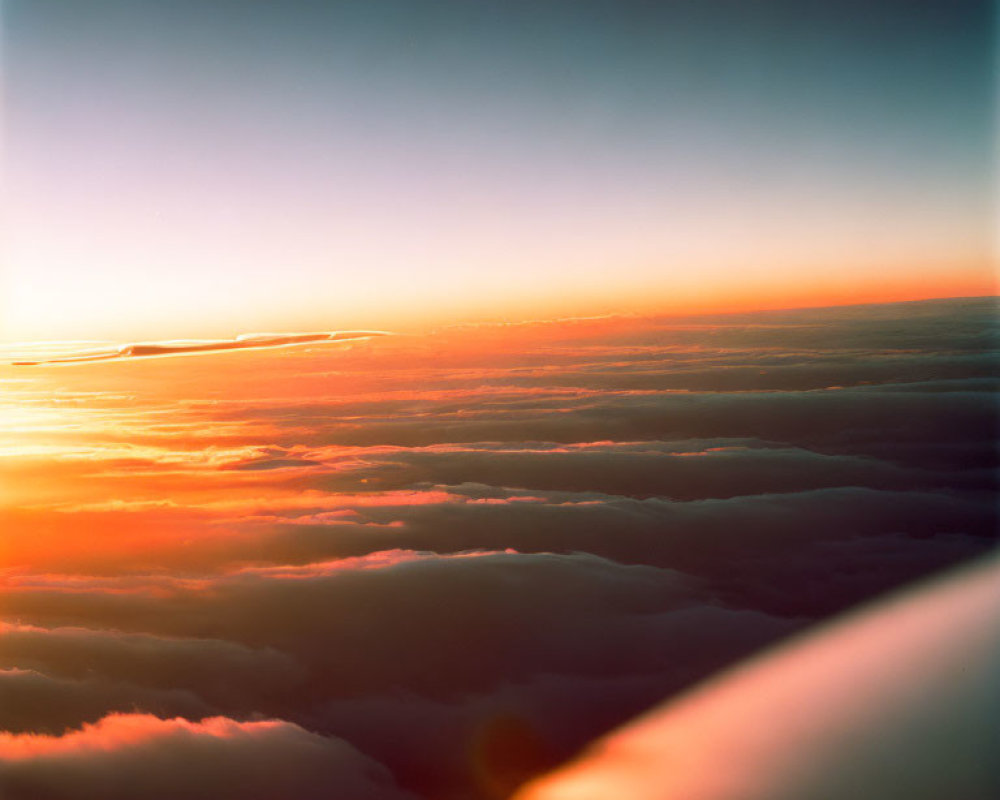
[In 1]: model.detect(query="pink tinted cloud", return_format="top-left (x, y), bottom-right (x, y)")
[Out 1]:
top-left (0, 714), bottom-right (274, 759)
top-left (0, 713), bottom-right (414, 799)
top-left (231, 548), bottom-right (519, 580)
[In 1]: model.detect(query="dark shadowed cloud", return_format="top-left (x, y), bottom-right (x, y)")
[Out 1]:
top-left (0, 550), bottom-right (798, 797)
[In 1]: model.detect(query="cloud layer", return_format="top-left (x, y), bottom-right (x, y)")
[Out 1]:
top-left (0, 297), bottom-right (995, 799)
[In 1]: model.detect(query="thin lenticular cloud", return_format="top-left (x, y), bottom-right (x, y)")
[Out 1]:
top-left (9, 331), bottom-right (390, 365)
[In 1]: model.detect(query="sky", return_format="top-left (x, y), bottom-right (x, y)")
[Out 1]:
top-left (0, 296), bottom-right (996, 799)
top-left (1, 0), bottom-right (995, 341)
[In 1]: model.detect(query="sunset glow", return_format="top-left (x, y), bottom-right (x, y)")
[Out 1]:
top-left (1, 2), bottom-right (996, 799)
top-left (1, 1), bottom-right (995, 341)
top-left (2, 297), bottom-right (997, 798)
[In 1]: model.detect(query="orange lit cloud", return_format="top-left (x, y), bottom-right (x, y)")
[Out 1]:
top-left (0, 713), bottom-right (414, 800)
top-left (0, 298), bottom-right (994, 800)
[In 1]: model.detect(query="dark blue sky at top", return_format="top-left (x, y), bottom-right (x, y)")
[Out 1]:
top-left (9, 0), bottom-right (991, 146)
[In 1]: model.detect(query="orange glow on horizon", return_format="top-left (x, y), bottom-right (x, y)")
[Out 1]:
top-left (1, 246), bottom-right (993, 343)
top-left (427, 262), bottom-right (996, 333)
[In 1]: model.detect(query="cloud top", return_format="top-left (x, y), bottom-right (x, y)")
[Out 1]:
top-left (0, 713), bottom-right (413, 800)
top-left (1, 297), bottom-right (994, 799)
